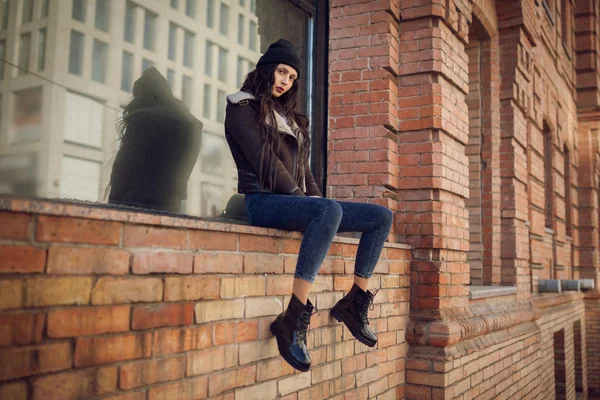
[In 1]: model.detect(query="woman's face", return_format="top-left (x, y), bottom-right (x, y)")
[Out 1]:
top-left (271, 64), bottom-right (298, 98)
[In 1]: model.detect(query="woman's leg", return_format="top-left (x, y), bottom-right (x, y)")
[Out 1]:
top-left (331, 201), bottom-right (393, 347)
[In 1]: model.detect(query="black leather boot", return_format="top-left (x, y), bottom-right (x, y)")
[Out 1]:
top-left (331, 284), bottom-right (378, 347)
top-left (270, 294), bottom-right (315, 372)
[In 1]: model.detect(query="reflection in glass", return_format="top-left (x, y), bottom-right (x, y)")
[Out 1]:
top-left (38, 29), bottom-right (47, 72)
top-left (68, 30), bottom-right (84, 75)
top-left (0, 0), bottom-right (318, 218)
top-left (18, 33), bottom-right (31, 75)
top-left (124, 2), bottom-right (136, 43)
top-left (95, 0), bottom-right (110, 32)
top-left (72, 0), bottom-right (86, 22)
top-left (92, 40), bottom-right (108, 83)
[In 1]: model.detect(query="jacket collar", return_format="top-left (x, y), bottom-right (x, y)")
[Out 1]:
top-left (227, 91), bottom-right (301, 141)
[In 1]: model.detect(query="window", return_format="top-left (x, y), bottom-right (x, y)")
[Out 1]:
top-left (218, 47), bottom-right (227, 81)
top-left (1, 0), bottom-right (9, 30)
top-left (554, 330), bottom-right (566, 400)
top-left (561, 0), bottom-right (571, 54)
top-left (238, 14), bottom-right (245, 45)
top-left (18, 33), bottom-right (32, 76)
top-left (124, 2), bottom-right (136, 43)
top-left (63, 92), bottom-right (104, 148)
top-left (13, 87), bottom-right (43, 143)
top-left (22, 0), bottom-right (34, 23)
top-left (38, 28), bottom-right (47, 71)
top-left (0, 40), bottom-right (5, 79)
top-left (41, 0), bottom-right (50, 18)
top-left (186, 0), bottom-right (196, 18)
top-left (72, 0), bottom-right (86, 22)
top-left (167, 69), bottom-right (176, 89)
top-left (239, 0), bottom-right (245, 6)
top-left (544, 125), bottom-right (554, 229)
top-left (142, 59), bottom-right (154, 74)
top-left (183, 30), bottom-right (194, 67)
top-left (60, 157), bottom-right (101, 201)
top-left (182, 76), bottom-right (192, 108)
top-left (217, 90), bottom-right (226, 122)
top-left (543, 0), bottom-right (555, 21)
top-left (574, 321), bottom-right (584, 396)
top-left (91, 40), bottom-right (108, 83)
top-left (205, 41), bottom-right (213, 76)
top-left (170, 0), bottom-right (178, 9)
top-left (121, 51), bottom-right (133, 92)
top-left (564, 146), bottom-right (571, 236)
top-left (203, 84), bottom-right (211, 119)
top-left (206, 0), bottom-right (214, 28)
top-left (237, 56), bottom-right (245, 87)
top-left (144, 10), bottom-right (157, 51)
top-left (220, 3), bottom-right (229, 35)
top-left (68, 30), bottom-right (84, 75)
top-left (249, 21), bottom-right (257, 51)
top-left (95, 0), bottom-right (110, 32)
top-left (250, 0), bottom-right (256, 13)
top-left (168, 23), bottom-right (177, 61)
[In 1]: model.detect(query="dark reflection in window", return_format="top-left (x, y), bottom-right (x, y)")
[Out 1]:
top-left (0, 0), bottom-right (326, 218)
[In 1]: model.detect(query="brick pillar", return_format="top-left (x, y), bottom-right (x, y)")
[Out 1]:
top-left (327, 0), bottom-right (401, 240)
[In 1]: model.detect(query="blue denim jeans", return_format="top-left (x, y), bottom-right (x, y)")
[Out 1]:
top-left (245, 193), bottom-right (394, 283)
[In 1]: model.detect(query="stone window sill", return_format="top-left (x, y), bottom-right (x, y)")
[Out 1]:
top-left (469, 285), bottom-right (518, 300)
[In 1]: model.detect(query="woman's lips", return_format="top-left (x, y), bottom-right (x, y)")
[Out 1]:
top-left (276, 87), bottom-right (284, 93)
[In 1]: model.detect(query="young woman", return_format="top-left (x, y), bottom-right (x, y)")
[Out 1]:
top-left (107, 67), bottom-right (202, 213)
top-left (224, 39), bottom-right (393, 372)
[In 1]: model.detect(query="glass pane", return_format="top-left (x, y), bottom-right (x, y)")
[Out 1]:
top-left (18, 33), bottom-right (32, 75)
top-left (22, 0), bottom-right (34, 23)
top-left (170, 0), bottom-right (178, 9)
top-left (38, 29), bottom-right (47, 71)
top-left (72, 0), bottom-right (86, 22)
top-left (124, 2), bottom-right (136, 43)
top-left (41, 0), bottom-right (50, 18)
top-left (68, 30), bottom-right (84, 75)
top-left (1, 0), bottom-right (9, 30)
top-left (0, 0), bottom-right (317, 218)
top-left (95, 0), bottom-right (110, 32)
top-left (92, 40), bottom-right (108, 83)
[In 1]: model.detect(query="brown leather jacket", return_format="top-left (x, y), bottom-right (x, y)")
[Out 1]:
top-left (224, 91), bottom-right (322, 197)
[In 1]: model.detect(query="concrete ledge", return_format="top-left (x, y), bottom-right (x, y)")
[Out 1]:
top-left (469, 285), bottom-right (518, 300)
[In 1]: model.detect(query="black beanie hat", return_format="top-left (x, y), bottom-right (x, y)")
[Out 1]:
top-left (256, 39), bottom-right (302, 78)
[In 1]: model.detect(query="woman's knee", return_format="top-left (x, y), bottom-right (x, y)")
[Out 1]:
top-left (319, 200), bottom-right (343, 225)
top-left (376, 205), bottom-right (394, 228)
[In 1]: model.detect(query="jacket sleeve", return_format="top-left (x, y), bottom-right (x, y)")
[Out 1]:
top-left (225, 102), bottom-right (305, 196)
top-left (305, 166), bottom-right (322, 197)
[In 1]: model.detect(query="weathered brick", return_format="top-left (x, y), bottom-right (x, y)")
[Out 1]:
top-left (189, 230), bottom-right (238, 251)
top-left (257, 358), bottom-right (295, 382)
top-left (31, 367), bottom-right (117, 400)
top-left (0, 312), bottom-right (44, 346)
top-left (214, 322), bottom-right (236, 345)
top-left (278, 371), bottom-right (312, 396)
top-left (91, 277), bottom-right (162, 305)
top-left (132, 303), bottom-right (194, 330)
top-left (102, 391), bottom-right (147, 400)
top-left (148, 376), bottom-right (207, 400)
top-left (123, 225), bottom-right (186, 249)
top-left (74, 333), bottom-right (153, 367)
top-left (244, 254), bottom-right (285, 274)
top-left (194, 253), bottom-right (243, 273)
top-left (0, 212), bottom-right (31, 240)
top-left (119, 355), bottom-right (185, 390)
top-left (187, 345), bottom-right (238, 375)
top-left (245, 297), bottom-right (283, 318)
top-left (356, 366), bottom-right (379, 387)
top-left (0, 342), bottom-right (72, 380)
top-left (0, 279), bottom-right (23, 310)
top-left (153, 325), bottom-right (212, 355)
top-left (221, 276), bottom-right (266, 298)
top-left (239, 234), bottom-right (280, 253)
top-left (312, 361), bottom-right (342, 384)
top-left (25, 277), bottom-right (92, 307)
top-left (236, 320), bottom-right (259, 342)
top-left (164, 276), bottom-right (220, 301)
top-left (239, 340), bottom-right (279, 365)
top-left (47, 246), bottom-right (129, 274)
top-left (47, 305), bottom-right (130, 338)
top-left (0, 246), bottom-right (45, 274)
top-left (209, 364), bottom-right (256, 396)
top-left (0, 381), bottom-right (27, 400)
top-left (235, 380), bottom-right (277, 400)
top-left (36, 216), bottom-right (121, 245)
top-left (266, 275), bottom-right (294, 295)
top-left (195, 299), bottom-right (244, 322)
top-left (369, 376), bottom-right (389, 398)
top-left (132, 252), bottom-right (192, 274)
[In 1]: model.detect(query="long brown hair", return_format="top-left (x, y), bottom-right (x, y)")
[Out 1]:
top-left (240, 64), bottom-right (310, 191)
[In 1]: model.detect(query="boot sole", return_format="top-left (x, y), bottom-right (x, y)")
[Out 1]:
top-left (330, 308), bottom-right (377, 348)
top-left (270, 321), bottom-right (311, 372)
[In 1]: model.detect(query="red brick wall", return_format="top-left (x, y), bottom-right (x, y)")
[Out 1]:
top-left (0, 204), bottom-right (411, 400)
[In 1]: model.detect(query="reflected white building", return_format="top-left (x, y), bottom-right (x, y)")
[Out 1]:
top-left (0, 0), bottom-right (262, 216)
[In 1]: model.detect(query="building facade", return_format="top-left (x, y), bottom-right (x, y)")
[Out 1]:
top-left (1, 0), bottom-right (600, 399)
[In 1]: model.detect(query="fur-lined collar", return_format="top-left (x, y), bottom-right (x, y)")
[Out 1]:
top-left (227, 91), bottom-right (302, 143)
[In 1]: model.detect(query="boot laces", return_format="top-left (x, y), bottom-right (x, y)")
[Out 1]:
top-left (296, 308), bottom-right (317, 343)
top-left (358, 289), bottom-right (378, 325)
